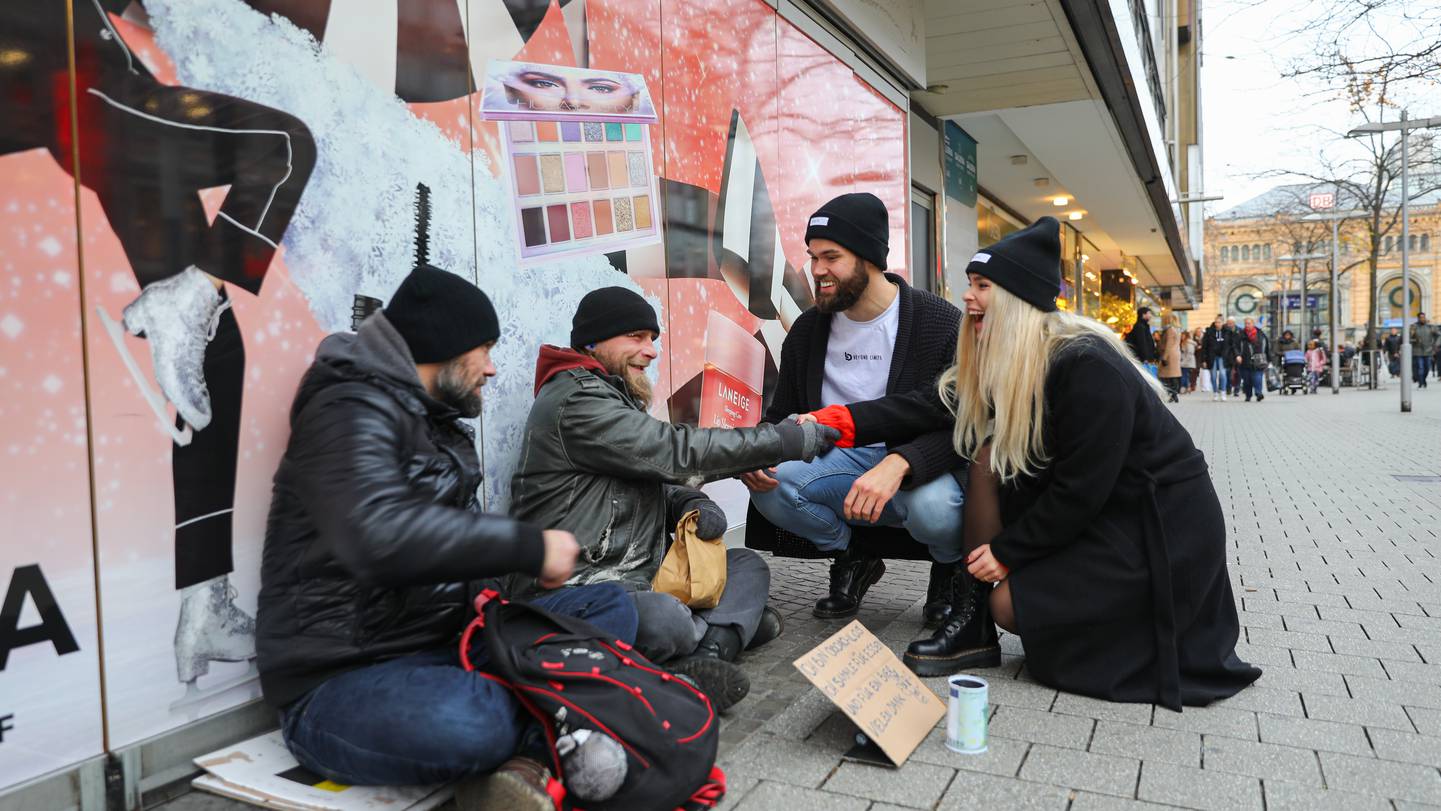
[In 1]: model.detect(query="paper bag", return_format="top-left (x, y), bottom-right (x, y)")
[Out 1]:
top-left (651, 509), bottom-right (728, 609)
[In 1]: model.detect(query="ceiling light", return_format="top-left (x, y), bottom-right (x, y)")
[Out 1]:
top-left (1034, 178), bottom-right (1051, 188)
top-left (1129, 277), bottom-right (1138, 284)
top-left (1084, 271), bottom-right (1097, 281)
top-left (1082, 254), bottom-right (1090, 262)
top-left (1052, 196), bottom-right (1069, 206)
top-left (925, 83), bottom-right (950, 94)
top-left (1010, 155), bottom-right (1029, 165)
top-left (1069, 211), bottom-right (1084, 221)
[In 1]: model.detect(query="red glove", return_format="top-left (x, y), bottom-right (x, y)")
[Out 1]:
top-left (806, 405), bottom-right (856, 448)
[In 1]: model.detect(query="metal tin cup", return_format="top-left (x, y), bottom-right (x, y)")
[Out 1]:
top-left (946, 675), bottom-right (989, 754)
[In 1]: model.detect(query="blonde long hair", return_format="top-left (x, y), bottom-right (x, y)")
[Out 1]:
top-left (938, 286), bottom-right (1165, 482)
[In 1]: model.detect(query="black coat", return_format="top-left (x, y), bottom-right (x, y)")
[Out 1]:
top-left (256, 314), bottom-right (545, 708)
top-left (1238, 329), bottom-right (1270, 370)
top-left (1200, 325), bottom-right (1236, 369)
top-left (764, 273), bottom-right (964, 485)
top-left (846, 336), bottom-right (1260, 709)
top-left (1124, 318), bottom-right (1159, 363)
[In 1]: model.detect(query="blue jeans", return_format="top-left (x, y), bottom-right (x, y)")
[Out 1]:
top-left (750, 446), bottom-right (966, 563)
top-left (279, 583), bottom-right (636, 786)
top-left (1210, 359), bottom-right (1227, 393)
top-left (1415, 355), bottom-right (1432, 385)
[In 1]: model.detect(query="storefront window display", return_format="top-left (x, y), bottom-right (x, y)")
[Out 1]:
top-left (977, 195), bottom-right (1024, 246)
top-left (0, 0), bottom-right (909, 790)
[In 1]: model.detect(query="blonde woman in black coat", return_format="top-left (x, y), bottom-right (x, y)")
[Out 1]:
top-left (806, 218), bottom-right (1259, 709)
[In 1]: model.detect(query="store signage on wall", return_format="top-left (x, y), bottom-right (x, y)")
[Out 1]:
top-left (943, 121), bottom-right (977, 207)
top-left (1309, 192), bottom-right (1335, 210)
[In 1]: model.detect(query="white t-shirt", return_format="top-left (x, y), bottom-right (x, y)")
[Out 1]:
top-left (821, 287), bottom-right (900, 417)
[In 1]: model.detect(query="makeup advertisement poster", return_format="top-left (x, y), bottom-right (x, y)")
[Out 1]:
top-left (0, 0), bottom-right (905, 789)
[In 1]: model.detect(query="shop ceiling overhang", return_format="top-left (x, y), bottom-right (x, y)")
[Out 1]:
top-left (915, 0), bottom-right (1196, 298)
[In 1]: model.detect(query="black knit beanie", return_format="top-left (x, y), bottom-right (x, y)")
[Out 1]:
top-left (570, 286), bottom-right (661, 348)
top-left (804, 192), bottom-right (889, 270)
top-left (966, 216), bottom-right (1061, 312)
top-left (383, 264), bottom-right (500, 363)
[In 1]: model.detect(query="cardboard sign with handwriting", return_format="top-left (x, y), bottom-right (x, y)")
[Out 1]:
top-left (792, 620), bottom-right (945, 766)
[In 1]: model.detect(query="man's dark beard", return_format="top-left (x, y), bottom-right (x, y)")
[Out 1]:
top-left (434, 360), bottom-right (483, 417)
top-left (815, 265), bottom-right (871, 313)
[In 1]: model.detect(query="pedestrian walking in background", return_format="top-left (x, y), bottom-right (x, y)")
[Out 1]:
top-left (1305, 339), bottom-right (1327, 394)
top-left (1384, 327), bottom-right (1402, 379)
top-left (1124, 307), bottom-right (1160, 377)
top-left (1237, 317), bottom-right (1269, 402)
top-left (1410, 313), bottom-right (1436, 389)
top-left (1224, 317), bottom-right (1242, 397)
top-left (1201, 315), bottom-right (1234, 401)
top-left (804, 216), bottom-right (1261, 707)
top-left (1276, 329), bottom-right (1300, 360)
top-left (1179, 329), bottom-right (1197, 394)
top-left (1158, 314), bottom-right (1182, 403)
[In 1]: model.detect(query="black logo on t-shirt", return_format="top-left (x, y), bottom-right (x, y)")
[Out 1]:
top-left (844, 351), bottom-right (883, 362)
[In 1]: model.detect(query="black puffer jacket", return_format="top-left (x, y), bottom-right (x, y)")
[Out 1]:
top-left (256, 313), bottom-right (544, 708)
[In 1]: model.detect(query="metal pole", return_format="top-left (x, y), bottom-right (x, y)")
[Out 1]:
top-left (1331, 215), bottom-right (1340, 393)
top-left (1400, 110), bottom-right (1413, 412)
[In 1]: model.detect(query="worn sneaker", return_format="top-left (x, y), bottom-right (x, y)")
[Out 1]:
top-left (455, 756), bottom-right (556, 811)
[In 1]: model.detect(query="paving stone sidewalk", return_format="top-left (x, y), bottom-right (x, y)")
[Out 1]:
top-left (161, 384), bottom-right (1441, 810)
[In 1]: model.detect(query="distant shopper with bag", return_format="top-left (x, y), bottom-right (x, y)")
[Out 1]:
top-left (1124, 306), bottom-right (1160, 376)
top-left (802, 217), bottom-right (1260, 707)
top-left (1237, 317), bottom-right (1269, 402)
top-left (1158, 314), bottom-right (1183, 403)
top-left (1178, 328), bottom-right (1197, 394)
top-left (509, 287), bottom-right (839, 711)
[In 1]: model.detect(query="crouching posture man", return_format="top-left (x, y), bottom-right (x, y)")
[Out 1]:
top-left (510, 287), bottom-right (838, 710)
top-left (257, 266), bottom-right (637, 809)
top-left (745, 193), bottom-right (968, 627)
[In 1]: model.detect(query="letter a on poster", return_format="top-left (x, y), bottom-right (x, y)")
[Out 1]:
top-left (793, 621), bottom-right (944, 766)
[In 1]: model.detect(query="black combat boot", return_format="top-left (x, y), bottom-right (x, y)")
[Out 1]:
top-left (902, 567), bottom-right (1001, 677)
top-left (745, 605), bottom-right (784, 651)
top-left (813, 550), bottom-right (886, 619)
top-left (671, 626), bottom-right (750, 711)
top-left (923, 561), bottom-right (958, 628)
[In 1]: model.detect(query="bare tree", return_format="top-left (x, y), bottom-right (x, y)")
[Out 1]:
top-left (1283, 0), bottom-right (1441, 89)
top-left (1262, 186), bottom-right (1335, 340)
top-left (1261, 65), bottom-right (1440, 346)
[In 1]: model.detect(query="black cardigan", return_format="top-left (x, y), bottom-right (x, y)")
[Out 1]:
top-left (763, 273), bottom-right (965, 486)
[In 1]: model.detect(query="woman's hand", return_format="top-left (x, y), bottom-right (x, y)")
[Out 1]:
top-left (966, 544), bottom-right (1009, 583)
top-left (794, 413), bottom-right (817, 425)
top-left (844, 454), bottom-right (909, 522)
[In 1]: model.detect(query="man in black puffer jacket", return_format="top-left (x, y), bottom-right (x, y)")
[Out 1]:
top-left (257, 265), bottom-right (636, 807)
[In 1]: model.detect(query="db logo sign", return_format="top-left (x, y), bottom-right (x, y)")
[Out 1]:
top-left (1309, 193), bottom-right (1335, 210)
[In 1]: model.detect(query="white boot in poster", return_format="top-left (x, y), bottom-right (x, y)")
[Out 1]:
top-left (171, 574), bottom-right (258, 710)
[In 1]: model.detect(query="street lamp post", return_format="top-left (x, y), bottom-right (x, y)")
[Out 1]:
top-left (1348, 111), bottom-right (1441, 413)
top-left (1301, 206), bottom-right (1359, 394)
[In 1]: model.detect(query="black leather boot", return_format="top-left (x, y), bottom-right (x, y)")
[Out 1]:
top-left (671, 626), bottom-right (750, 711)
top-left (745, 605), bottom-right (784, 651)
top-left (813, 551), bottom-right (886, 619)
top-left (903, 567), bottom-right (1001, 676)
top-left (923, 562), bottom-right (958, 628)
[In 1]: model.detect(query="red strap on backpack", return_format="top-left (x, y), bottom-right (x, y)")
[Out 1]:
top-left (459, 589), bottom-right (504, 672)
top-left (683, 766), bottom-right (727, 809)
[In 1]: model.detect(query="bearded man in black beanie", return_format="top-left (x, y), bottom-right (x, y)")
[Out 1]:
top-left (510, 286), bottom-right (840, 712)
top-left (743, 192), bottom-right (970, 629)
top-left (257, 265), bottom-right (639, 809)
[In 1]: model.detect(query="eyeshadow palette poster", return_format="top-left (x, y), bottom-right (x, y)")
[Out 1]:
top-left (0, 0), bottom-right (904, 788)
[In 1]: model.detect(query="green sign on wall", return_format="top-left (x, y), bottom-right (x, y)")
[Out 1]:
top-left (943, 121), bottom-right (977, 207)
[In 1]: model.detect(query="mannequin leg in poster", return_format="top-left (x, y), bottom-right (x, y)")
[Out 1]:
top-left (81, 80), bottom-right (316, 706)
top-left (1, 1), bottom-right (317, 707)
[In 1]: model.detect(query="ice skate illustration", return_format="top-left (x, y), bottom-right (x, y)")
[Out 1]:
top-left (171, 574), bottom-right (259, 711)
top-left (97, 266), bottom-right (228, 446)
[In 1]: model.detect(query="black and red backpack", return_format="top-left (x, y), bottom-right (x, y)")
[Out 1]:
top-left (460, 590), bottom-right (726, 810)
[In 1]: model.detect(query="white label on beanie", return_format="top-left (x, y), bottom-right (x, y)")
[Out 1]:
top-left (809, 216), bottom-right (829, 226)
top-left (971, 252), bottom-right (991, 264)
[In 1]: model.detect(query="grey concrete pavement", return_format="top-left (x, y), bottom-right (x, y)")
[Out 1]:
top-left (160, 384), bottom-right (1441, 810)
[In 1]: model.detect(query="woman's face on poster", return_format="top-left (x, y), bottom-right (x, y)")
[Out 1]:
top-left (505, 69), bottom-right (637, 113)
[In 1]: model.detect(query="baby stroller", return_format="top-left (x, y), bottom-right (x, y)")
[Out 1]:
top-left (1281, 350), bottom-right (1307, 395)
